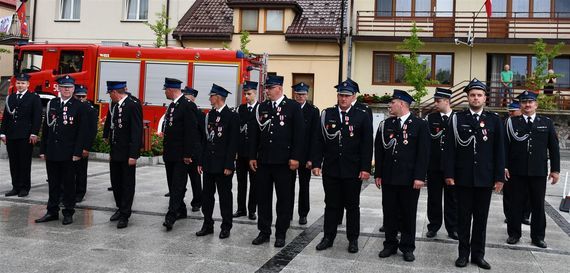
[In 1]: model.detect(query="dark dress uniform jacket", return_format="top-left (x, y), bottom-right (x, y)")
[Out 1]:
top-left (249, 97), bottom-right (305, 164)
top-left (40, 97), bottom-right (88, 161)
top-left (202, 106), bottom-right (240, 173)
top-left (374, 114), bottom-right (430, 185)
top-left (300, 103), bottom-right (320, 164)
top-left (103, 96), bottom-right (143, 161)
top-left (505, 115), bottom-right (560, 176)
top-left (189, 101), bottom-right (206, 163)
top-left (0, 91), bottom-right (42, 140)
top-left (312, 106), bottom-right (373, 178)
top-left (427, 112), bottom-right (453, 171)
top-left (237, 102), bottom-right (258, 158)
top-left (162, 97), bottom-right (198, 162)
top-left (444, 110), bottom-right (505, 187)
top-left (353, 101), bottom-right (373, 123)
top-left (83, 101), bottom-right (98, 151)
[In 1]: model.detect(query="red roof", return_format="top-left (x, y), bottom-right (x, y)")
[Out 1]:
top-left (173, 0), bottom-right (345, 42)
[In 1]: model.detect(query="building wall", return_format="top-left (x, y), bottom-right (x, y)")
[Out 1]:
top-left (30, 0), bottom-right (193, 46)
top-left (0, 5), bottom-right (14, 78)
top-left (183, 37), bottom-right (341, 109)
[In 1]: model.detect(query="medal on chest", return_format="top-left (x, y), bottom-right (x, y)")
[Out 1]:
top-left (482, 129), bottom-right (488, 141)
top-left (349, 125), bottom-right (354, 137)
top-left (402, 123), bottom-right (409, 145)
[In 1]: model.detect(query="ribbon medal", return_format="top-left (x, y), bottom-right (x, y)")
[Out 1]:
top-left (402, 124), bottom-right (409, 145)
top-left (482, 129), bottom-right (488, 141)
top-left (344, 115), bottom-right (349, 125)
top-left (349, 125), bottom-right (354, 137)
top-left (279, 115), bottom-right (285, 126)
top-left (480, 121), bottom-right (485, 128)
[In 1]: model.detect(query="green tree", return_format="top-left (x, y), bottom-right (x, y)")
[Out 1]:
top-left (145, 4), bottom-right (173, 48)
top-left (240, 30), bottom-right (251, 55)
top-left (394, 23), bottom-right (438, 104)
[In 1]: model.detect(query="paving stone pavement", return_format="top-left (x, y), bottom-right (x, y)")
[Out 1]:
top-left (0, 158), bottom-right (569, 273)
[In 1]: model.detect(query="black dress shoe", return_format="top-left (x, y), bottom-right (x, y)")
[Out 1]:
top-left (403, 252), bottom-right (415, 262)
top-left (176, 211), bottom-right (188, 219)
top-left (233, 211), bottom-right (247, 217)
top-left (426, 230), bottom-right (437, 238)
top-left (532, 240), bottom-right (547, 248)
top-left (316, 237), bottom-right (334, 250)
top-left (110, 211), bottom-right (121, 222)
top-left (378, 247), bottom-right (397, 258)
top-left (62, 216), bottom-right (73, 225)
top-left (35, 213), bottom-right (59, 223)
top-left (196, 228), bottom-right (214, 236)
top-left (455, 256), bottom-right (468, 267)
top-left (4, 189), bottom-right (19, 197)
top-left (117, 219), bottom-right (129, 229)
top-left (379, 225), bottom-right (385, 232)
top-left (471, 258), bottom-right (491, 270)
top-left (299, 216), bottom-right (307, 225)
top-left (191, 206), bottom-right (201, 212)
top-left (164, 192), bottom-right (170, 197)
top-left (274, 238), bottom-right (286, 248)
top-left (248, 212), bottom-right (257, 220)
top-left (348, 240), bottom-right (359, 253)
top-left (506, 236), bottom-right (519, 245)
top-left (163, 219), bottom-right (174, 231)
top-left (219, 230), bottom-right (230, 239)
top-left (522, 218), bottom-right (531, 225)
top-left (252, 233), bottom-right (270, 245)
top-left (17, 190), bottom-right (29, 197)
top-left (448, 231), bottom-right (459, 240)
top-left (107, 187), bottom-right (113, 191)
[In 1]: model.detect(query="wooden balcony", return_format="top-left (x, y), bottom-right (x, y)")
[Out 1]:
top-left (355, 11), bottom-right (570, 43)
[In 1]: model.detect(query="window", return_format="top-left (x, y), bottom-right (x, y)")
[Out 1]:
top-left (292, 73), bottom-right (315, 103)
top-left (513, 0), bottom-right (530, 18)
top-left (435, 0), bottom-right (453, 17)
top-left (60, 0), bottom-right (80, 20)
top-left (553, 56), bottom-right (570, 88)
top-left (555, 0), bottom-right (570, 17)
top-left (58, 51), bottom-right (84, 74)
top-left (533, 0), bottom-right (551, 18)
top-left (492, 0), bottom-right (508, 17)
top-left (487, 54), bottom-right (552, 89)
top-left (375, 0), bottom-right (447, 17)
top-left (126, 0), bottom-right (148, 20)
top-left (241, 10), bottom-right (259, 32)
top-left (372, 52), bottom-right (453, 86)
top-left (17, 51), bottom-right (43, 74)
top-left (266, 10), bottom-right (284, 32)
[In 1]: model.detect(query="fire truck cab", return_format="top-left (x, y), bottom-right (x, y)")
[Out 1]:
top-left (11, 43), bottom-right (266, 130)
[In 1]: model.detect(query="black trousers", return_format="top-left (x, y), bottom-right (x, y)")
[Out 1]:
top-left (236, 157), bottom-right (256, 213)
top-left (74, 156), bottom-right (89, 199)
top-left (6, 139), bottom-right (33, 192)
top-left (46, 160), bottom-right (76, 216)
top-left (503, 179), bottom-right (531, 222)
top-left (256, 163), bottom-right (292, 238)
top-left (290, 167), bottom-right (311, 218)
top-left (165, 161), bottom-right (189, 221)
top-left (456, 186), bottom-right (492, 260)
top-left (323, 176), bottom-right (362, 241)
top-left (202, 172), bottom-right (233, 231)
top-left (186, 161), bottom-right (202, 208)
top-left (427, 170), bottom-right (458, 234)
top-left (507, 175), bottom-right (547, 241)
top-left (382, 184), bottom-right (420, 253)
top-left (110, 161), bottom-right (136, 219)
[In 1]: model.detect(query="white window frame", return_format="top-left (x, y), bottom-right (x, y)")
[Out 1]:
top-left (58, 0), bottom-right (80, 21)
top-left (124, 0), bottom-right (149, 21)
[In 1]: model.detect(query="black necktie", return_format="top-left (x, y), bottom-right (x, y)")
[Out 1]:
top-left (17, 94), bottom-right (21, 100)
top-left (341, 111), bottom-right (347, 125)
top-left (442, 115), bottom-right (449, 123)
top-left (273, 102), bottom-right (277, 110)
top-left (396, 117), bottom-right (402, 128)
top-left (527, 116), bottom-right (533, 130)
top-left (248, 106), bottom-right (252, 112)
top-left (473, 114), bottom-right (479, 121)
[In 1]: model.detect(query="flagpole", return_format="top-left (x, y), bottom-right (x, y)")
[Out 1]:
top-left (474, 1), bottom-right (487, 20)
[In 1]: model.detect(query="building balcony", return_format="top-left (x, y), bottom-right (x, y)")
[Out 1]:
top-left (355, 11), bottom-right (570, 44)
top-left (0, 14), bottom-right (28, 45)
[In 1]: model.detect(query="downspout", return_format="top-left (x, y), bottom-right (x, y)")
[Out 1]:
top-left (346, 0), bottom-right (353, 78)
top-left (31, 0), bottom-right (37, 42)
top-left (165, 0), bottom-right (170, 47)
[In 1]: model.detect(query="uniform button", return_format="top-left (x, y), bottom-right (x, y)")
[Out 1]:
top-left (474, 161), bottom-right (477, 164)
top-left (394, 151), bottom-right (398, 154)
top-left (270, 132), bottom-right (273, 135)
top-left (394, 159), bottom-right (397, 162)
top-left (529, 152), bottom-right (532, 155)
top-left (339, 153), bottom-right (342, 156)
top-left (269, 140), bottom-right (273, 143)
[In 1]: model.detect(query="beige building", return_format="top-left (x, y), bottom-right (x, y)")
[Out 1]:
top-left (0, 0), bottom-right (16, 79)
top-left (351, 0), bottom-right (570, 107)
top-left (28, 0), bottom-right (194, 46)
top-left (173, 0), bottom-right (347, 109)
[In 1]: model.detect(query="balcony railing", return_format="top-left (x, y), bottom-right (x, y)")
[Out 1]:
top-left (356, 11), bottom-right (570, 40)
top-left (0, 14), bottom-right (28, 44)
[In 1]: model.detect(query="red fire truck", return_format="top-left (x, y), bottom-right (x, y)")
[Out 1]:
top-left (10, 43), bottom-right (267, 130)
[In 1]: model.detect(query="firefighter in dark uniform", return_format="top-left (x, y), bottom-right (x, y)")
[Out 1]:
top-left (196, 84), bottom-right (239, 239)
top-left (35, 75), bottom-right (88, 225)
top-left (504, 91), bottom-right (560, 248)
top-left (182, 86), bottom-right (204, 212)
top-left (161, 78), bottom-right (199, 231)
top-left (375, 90), bottom-right (429, 262)
top-left (249, 75), bottom-right (305, 248)
top-left (290, 82), bottom-right (319, 225)
top-left (0, 73), bottom-right (42, 197)
top-left (103, 81), bottom-right (143, 229)
top-left (425, 88), bottom-right (458, 240)
top-left (444, 79), bottom-right (505, 270)
top-left (234, 81), bottom-right (259, 220)
top-left (73, 85), bottom-right (98, 203)
top-left (312, 79), bottom-right (373, 253)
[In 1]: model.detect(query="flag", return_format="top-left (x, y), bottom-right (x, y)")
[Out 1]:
top-left (485, 0), bottom-right (492, 17)
top-left (16, 1), bottom-right (28, 37)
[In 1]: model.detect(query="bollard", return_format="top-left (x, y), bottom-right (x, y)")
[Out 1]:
top-left (142, 120), bottom-right (151, 152)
